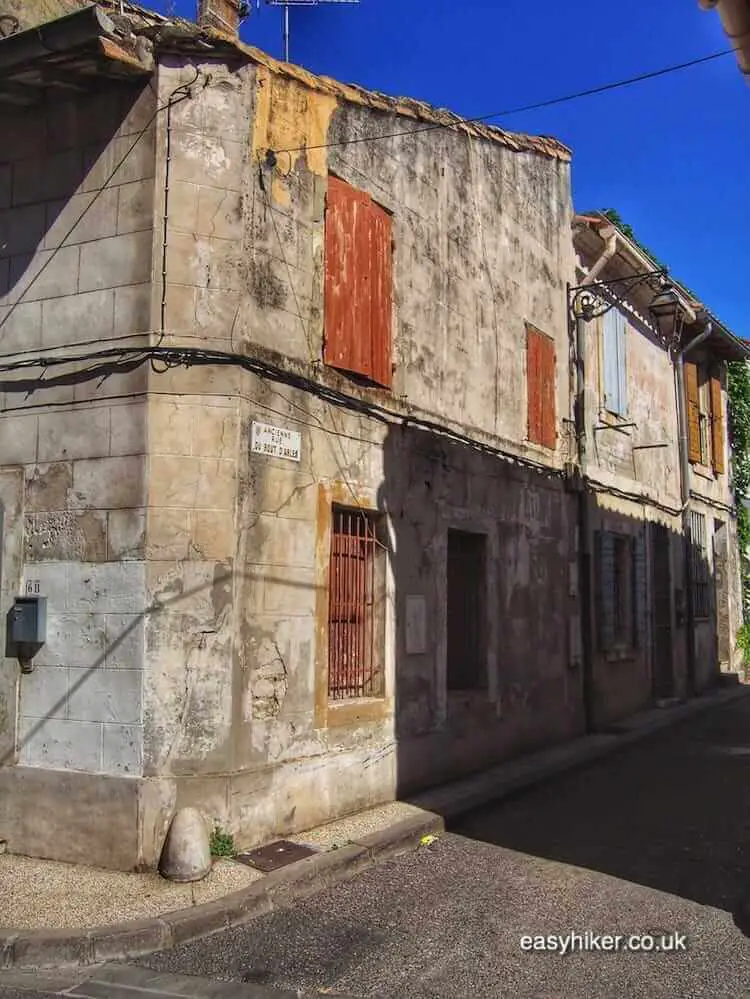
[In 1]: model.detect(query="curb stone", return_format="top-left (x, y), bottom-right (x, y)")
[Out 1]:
top-left (1, 684), bottom-right (745, 971)
top-left (0, 811), bottom-right (445, 971)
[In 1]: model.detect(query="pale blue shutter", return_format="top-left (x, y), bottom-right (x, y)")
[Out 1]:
top-left (632, 531), bottom-right (647, 648)
top-left (615, 310), bottom-right (627, 417)
top-left (603, 310), bottom-right (627, 416)
top-left (603, 311), bottom-right (619, 414)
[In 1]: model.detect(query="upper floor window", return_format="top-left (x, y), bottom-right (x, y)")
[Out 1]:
top-left (526, 323), bottom-right (556, 449)
top-left (602, 308), bottom-right (627, 416)
top-left (323, 175), bottom-right (393, 389)
top-left (685, 360), bottom-right (725, 474)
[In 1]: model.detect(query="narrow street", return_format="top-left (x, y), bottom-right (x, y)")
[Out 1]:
top-left (124, 695), bottom-right (750, 999)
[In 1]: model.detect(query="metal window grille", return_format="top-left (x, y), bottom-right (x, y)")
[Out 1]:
top-left (328, 507), bottom-right (385, 700)
top-left (689, 511), bottom-right (710, 619)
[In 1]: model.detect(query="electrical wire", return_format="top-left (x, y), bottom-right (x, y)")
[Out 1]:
top-left (0, 343), bottom-right (564, 480)
top-left (269, 47), bottom-right (735, 157)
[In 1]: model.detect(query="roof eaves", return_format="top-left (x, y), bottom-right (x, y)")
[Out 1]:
top-left (575, 212), bottom-right (748, 359)
top-left (147, 20), bottom-right (572, 161)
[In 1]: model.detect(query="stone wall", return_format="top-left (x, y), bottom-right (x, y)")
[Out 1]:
top-left (0, 80), bottom-right (156, 782)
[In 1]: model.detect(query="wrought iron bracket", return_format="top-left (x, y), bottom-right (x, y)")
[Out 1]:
top-left (569, 269), bottom-right (668, 323)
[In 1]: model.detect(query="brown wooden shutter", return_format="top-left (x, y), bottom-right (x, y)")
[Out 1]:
top-left (684, 360), bottom-right (701, 464)
top-left (324, 176), bottom-right (392, 388)
top-left (527, 324), bottom-right (556, 449)
top-left (710, 368), bottom-right (725, 474)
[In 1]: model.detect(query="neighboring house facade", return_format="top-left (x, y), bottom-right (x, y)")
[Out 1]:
top-left (0, 2), bottom-right (582, 870)
top-left (573, 213), bottom-right (746, 726)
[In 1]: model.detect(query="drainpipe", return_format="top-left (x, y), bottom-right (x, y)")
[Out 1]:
top-left (583, 227), bottom-right (617, 286)
top-left (675, 321), bottom-right (714, 697)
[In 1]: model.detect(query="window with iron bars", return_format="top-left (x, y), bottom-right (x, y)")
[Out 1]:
top-left (689, 511), bottom-right (711, 620)
top-left (327, 507), bottom-right (386, 700)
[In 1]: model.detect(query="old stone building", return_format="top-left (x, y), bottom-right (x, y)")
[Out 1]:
top-left (0, 3), bottom-right (743, 871)
top-left (572, 212), bottom-right (746, 727)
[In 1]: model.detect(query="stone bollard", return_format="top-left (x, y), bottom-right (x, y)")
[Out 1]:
top-left (159, 807), bottom-right (212, 882)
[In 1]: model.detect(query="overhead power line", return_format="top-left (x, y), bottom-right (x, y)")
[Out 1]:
top-left (0, 344), bottom-right (564, 480)
top-left (270, 47), bottom-right (735, 156)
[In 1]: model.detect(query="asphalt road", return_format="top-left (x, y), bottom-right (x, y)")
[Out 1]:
top-left (136, 697), bottom-right (750, 998)
top-left (5, 696), bottom-right (750, 999)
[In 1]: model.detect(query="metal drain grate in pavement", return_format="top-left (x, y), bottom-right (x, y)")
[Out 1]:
top-left (234, 839), bottom-right (318, 872)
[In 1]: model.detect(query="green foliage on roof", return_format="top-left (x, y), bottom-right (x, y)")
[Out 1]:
top-left (600, 208), bottom-right (701, 302)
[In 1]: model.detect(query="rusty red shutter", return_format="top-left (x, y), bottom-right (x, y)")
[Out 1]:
top-left (527, 325), bottom-right (555, 448)
top-left (527, 326), bottom-right (542, 444)
top-left (684, 360), bottom-right (701, 464)
top-left (324, 176), bottom-right (369, 377)
top-left (368, 199), bottom-right (392, 388)
top-left (539, 332), bottom-right (556, 450)
top-left (324, 177), bottom-right (392, 387)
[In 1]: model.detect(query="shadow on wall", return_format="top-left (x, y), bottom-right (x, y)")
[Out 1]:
top-left (378, 422), bottom-right (582, 800)
top-left (0, 81), bottom-right (153, 324)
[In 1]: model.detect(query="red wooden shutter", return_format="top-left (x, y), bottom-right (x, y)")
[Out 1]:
top-left (527, 324), bottom-right (556, 449)
top-left (710, 369), bottom-right (725, 474)
top-left (324, 176), bottom-right (392, 388)
top-left (684, 360), bottom-right (701, 464)
top-left (324, 176), bottom-right (367, 376)
top-left (527, 328), bottom-right (542, 445)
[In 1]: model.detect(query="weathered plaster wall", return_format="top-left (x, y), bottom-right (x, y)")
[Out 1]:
top-left (580, 314), bottom-right (681, 722)
top-left (586, 313), bottom-right (681, 506)
top-left (0, 82), bottom-right (156, 781)
top-left (579, 298), bottom-right (741, 716)
top-left (145, 56), bottom-right (580, 845)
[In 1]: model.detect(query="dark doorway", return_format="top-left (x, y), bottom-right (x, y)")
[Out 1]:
top-left (446, 530), bottom-right (487, 691)
top-left (650, 522), bottom-right (674, 699)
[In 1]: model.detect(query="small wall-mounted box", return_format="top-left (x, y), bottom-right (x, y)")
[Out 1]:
top-left (9, 596), bottom-right (47, 646)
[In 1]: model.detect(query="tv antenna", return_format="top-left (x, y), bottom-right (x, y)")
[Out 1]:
top-left (264, 0), bottom-right (360, 64)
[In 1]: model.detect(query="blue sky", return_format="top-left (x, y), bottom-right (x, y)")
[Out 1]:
top-left (155, 0), bottom-right (748, 336)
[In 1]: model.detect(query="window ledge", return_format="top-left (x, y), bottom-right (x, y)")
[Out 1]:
top-left (597, 408), bottom-right (631, 428)
top-left (325, 696), bottom-right (391, 729)
top-left (523, 438), bottom-right (557, 455)
top-left (691, 463), bottom-right (717, 482)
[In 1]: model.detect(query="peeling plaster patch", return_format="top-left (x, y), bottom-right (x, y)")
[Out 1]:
top-left (252, 67), bottom-right (338, 202)
top-left (249, 642), bottom-right (289, 721)
top-left (24, 511), bottom-right (106, 562)
top-left (25, 462), bottom-right (72, 514)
